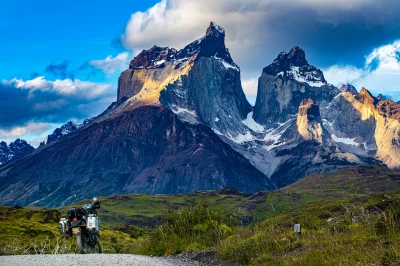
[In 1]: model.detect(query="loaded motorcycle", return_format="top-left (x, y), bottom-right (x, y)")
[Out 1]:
top-left (59, 197), bottom-right (103, 254)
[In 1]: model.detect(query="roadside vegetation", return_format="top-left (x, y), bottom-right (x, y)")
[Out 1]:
top-left (1, 165), bottom-right (400, 265)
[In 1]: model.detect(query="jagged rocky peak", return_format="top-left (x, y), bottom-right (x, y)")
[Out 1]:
top-left (355, 87), bottom-right (379, 107)
top-left (128, 21), bottom-right (235, 71)
top-left (46, 121), bottom-right (80, 144)
top-left (263, 46), bottom-right (327, 87)
top-left (0, 139), bottom-right (34, 165)
top-left (117, 21), bottom-right (240, 103)
top-left (339, 84), bottom-right (358, 95)
top-left (129, 46), bottom-right (177, 70)
top-left (175, 21), bottom-right (236, 66)
top-left (117, 22), bottom-right (250, 136)
top-left (253, 47), bottom-right (339, 127)
top-left (376, 99), bottom-right (400, 121)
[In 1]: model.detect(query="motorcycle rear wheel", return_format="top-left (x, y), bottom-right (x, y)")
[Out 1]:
top-left (76, 232), bottom-right (87, 254)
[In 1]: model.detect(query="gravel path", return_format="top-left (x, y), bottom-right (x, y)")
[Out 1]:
top-left (0, 254), bottom-right (199, 266)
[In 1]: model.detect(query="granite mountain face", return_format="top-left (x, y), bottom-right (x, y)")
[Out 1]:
top-left (253, 46), bottom-right (339, 128)
top-left (0, 22), bottom-right (271, 207)
top-left (323, 88), bottom-right (400, 169)
top-left (0, 22), bottom-right (399, 207)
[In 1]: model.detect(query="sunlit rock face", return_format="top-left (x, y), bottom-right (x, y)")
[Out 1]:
top-left (323, 87), bottom-right (400, 169)
top-left (117, 21), bottom-right (251, 136)
top-left (1, 22), bottom-right (399, 208)
top-left (0, 22), bottom-right (272, 207)
top-left (253, 46), bottom-right (339, 128)
top-left (296, 98), bottom-right (324, 143)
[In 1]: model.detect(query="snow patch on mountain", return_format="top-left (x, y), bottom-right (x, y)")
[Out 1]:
top-left (242, 112), bottom-right (264, 133)
top-left (170, 105), bottom-right (199, 124)
top-left (331, 134), bottom-right (359, 146)
top-left (214, 56), bottom-right (239, 71)
top-left (287, 66), bottom-right (326, 87)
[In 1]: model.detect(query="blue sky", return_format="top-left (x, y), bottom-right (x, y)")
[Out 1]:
top-left (0, 0), bottom-right (158, 81)
top-left (1, 0), bottom-right (400, 147)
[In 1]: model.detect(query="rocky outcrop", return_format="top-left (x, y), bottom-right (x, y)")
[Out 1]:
top-left (263, 99), bottom-right (363, 187)
top-left (0, 22), bottom-right (267, 207)
top-left (253, 46), bottom-right (339, 127)
top-left (46, 121), bottom-right (80, 144)
top-left (262, 46), bottom-right (327, 86)
top-left (0, 139), bottom-right (34, 165)
top-left (296, 99), bottom-right (325, 143)
top-left (117, 21), bottom-right (251, 136)
top-left (0, 23), bottom-right (397, 207)
top-left (0, 106), bottom-right (274, 207)
top-left (339, 84), bottom-right (358, 95)
top-left (323, 88), bottom-right (400, 169)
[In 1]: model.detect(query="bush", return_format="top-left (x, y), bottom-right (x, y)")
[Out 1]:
top-left (147, 202), bottom-right (237, 255)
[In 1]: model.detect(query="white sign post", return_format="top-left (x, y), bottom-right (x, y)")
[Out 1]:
top-left (294, 223), bottom-right (301, 238)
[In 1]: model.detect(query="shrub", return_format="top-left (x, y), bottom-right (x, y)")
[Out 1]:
top-left (147, 202), bottom-right (237, 255)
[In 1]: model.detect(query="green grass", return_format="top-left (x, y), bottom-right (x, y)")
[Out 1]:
top-left (0, 206), bottom-right (144, 255)
top-left (216, 193), bottom-right (400, 265)
top-left (1, 164), bottom-right (400, 264)
top-left (59, 188), bottom-right (253, 229)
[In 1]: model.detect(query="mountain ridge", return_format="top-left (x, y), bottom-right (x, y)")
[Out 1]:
top-left (0, 22), bottom-right (399, 207)
top-left (0, 139), bottom-right (34, 165)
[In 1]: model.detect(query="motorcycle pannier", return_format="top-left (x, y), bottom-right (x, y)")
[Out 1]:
top-left (59, 218), bottom-right (69, 235)
top-left (86, 214), bottom-right (99, 232)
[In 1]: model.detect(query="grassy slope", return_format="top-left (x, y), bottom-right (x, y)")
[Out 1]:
top-left (59, 189), bottom-right (253, 229)
top-left (217, 193), bottom-right (400, 265)
top-left (60, 165), bottom-right (400, 227)
top-left (1, 164), bottom-right (400, 260)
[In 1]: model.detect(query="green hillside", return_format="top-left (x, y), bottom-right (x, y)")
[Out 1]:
top-left (1, 164), bottom-right (399, 264)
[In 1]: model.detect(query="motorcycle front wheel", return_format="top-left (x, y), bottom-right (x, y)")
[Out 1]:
top-left (88, 234), bottom-right (103, 253)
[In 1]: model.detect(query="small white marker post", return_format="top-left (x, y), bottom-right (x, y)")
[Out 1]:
top-left (294, 223), bottom-right (301, 239)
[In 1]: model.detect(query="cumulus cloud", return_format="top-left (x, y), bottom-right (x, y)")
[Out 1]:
top-left (0, 76), bottom-right (115, 129)
top-left (323, 40), bottom-right (400, 96)
top-left (323, 65), bottom-right (367, 87)
top-left (0, 122), bottom-right (54, 146)
top-left (366, 40), bottom-right (400, 73)
top-left (121, 0), bottom-right (400, 81)
top-left (0, 122), bottom-right (52, 139)
top-left (89, 52), bottom-right (131, 74)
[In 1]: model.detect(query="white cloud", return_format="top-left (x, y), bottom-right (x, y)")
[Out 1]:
top-left (242, 78), bottom-right (258, 97)
top-left (5, 76), bottom-right (111, 99)
top-left (0, 121), bottom-right (55, 147)
top-left (121, 0), bottom-right (400, 82)
top-left (323, 65), bottom-right (367, 87)
top-left (0, 77), bottom-right (114, 130)
top-left (323, 39), bottom-right (400, 95)
top-left (0, 122), bottom-right (52, 139)
top-left (366, 40), bottom-right (400, 72)
top-left (89, 52), bottom-right (131, 74)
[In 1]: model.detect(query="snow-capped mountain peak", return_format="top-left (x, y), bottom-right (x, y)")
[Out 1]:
top-left (263, 46), bottom-right (327, 87)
